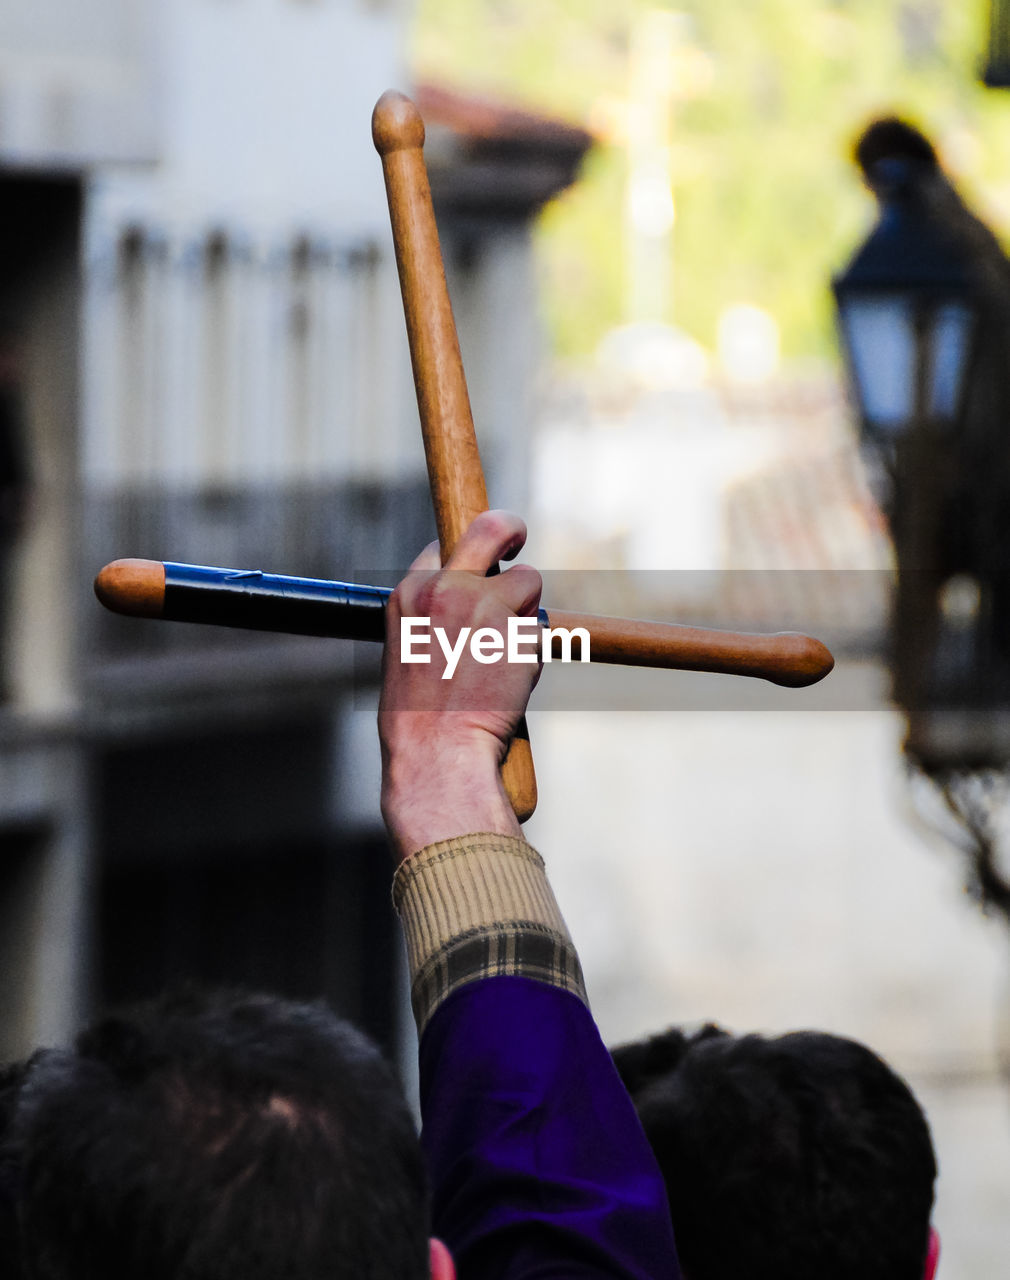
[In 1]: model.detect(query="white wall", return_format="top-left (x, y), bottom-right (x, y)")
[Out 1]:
top-left (98, 0), bottom-right (407, 239)
top-left (81, 0), bottom-right (420, 490)
top-left (0, 0), bottom-right (158, 165)
top-left (449, 225), bottom-right (541, 516)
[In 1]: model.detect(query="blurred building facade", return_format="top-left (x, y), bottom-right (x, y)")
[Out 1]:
top-left (0, 0), bottom-right (589, 1064)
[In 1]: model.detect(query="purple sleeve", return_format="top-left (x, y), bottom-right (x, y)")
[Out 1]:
top-left (418, 975), bottom-right (680, 1279)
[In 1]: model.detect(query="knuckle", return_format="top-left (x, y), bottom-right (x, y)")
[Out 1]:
top-left (505, 563), bottom-right (543, 609)
top-left (412, 577), bottom-right (439, 617)
top-left (417, 572), bottom-right (465, 618)
top-left (483, 508), bottom-right (525, 546)
top-left (514, 563), bottom-right (543, 593)
top-left (473, 594), bottom-right (505, 628)
top-left (392, 568), bottom-right (429, 615)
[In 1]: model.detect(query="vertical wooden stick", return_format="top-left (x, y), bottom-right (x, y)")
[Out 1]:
top-left (372, 90), bottom-right (538, 822)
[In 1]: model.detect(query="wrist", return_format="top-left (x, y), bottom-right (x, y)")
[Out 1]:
top-left (381, 743), bottom-right (521, 862)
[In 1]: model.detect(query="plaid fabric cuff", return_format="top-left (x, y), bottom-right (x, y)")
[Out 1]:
top-left (392, 832), bottom-right (588, 1034)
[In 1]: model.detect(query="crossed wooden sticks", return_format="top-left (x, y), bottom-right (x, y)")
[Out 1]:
top-left (95, 91), bottom-right (833, 823)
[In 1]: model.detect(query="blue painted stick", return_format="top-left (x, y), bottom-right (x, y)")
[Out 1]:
top-left (95, 559), bottom-right (389, 641)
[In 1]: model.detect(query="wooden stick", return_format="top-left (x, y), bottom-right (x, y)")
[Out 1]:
top-left (543, 609), bottom-right (833, 688)
top-left (94, 558), bottom-right (835, 688)
top-left (372, 90), bottom-right (538, 821)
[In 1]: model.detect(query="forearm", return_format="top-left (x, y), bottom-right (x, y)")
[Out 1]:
top-left (381, 744), bottom-right (520, 865)
top-left (393, 833), bottom-right (679, 1280)
top-left (380, 513), bottom-right (679, 1276)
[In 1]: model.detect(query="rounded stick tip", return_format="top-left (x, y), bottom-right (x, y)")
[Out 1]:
top-left (94, 558), bottom-right (166, 618)
top-left (766, 633), bottom-right (835, 688)
top-left (372, 90), bottom-right (425, 155)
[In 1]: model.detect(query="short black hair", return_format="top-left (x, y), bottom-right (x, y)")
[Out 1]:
top-left (0, 1057), bottom-right (33, 1278)
top-left (612, 1024), bottom-right (936, 1280)
top-left (3, 989), bottom-right (429, 1280)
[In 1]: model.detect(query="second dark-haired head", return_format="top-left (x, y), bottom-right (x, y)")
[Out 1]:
top-left (3, 989), bottom-right (430, 1280)
top-left (613, 1024), bottom-right (936, 1280)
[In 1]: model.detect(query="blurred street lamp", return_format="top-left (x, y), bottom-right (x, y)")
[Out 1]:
top-left (833, 157), bottom-right (980, 445)
top-left (833, 118), bottom-right (1010, 932)
top-left (833, 141), bottom-right (990, 740)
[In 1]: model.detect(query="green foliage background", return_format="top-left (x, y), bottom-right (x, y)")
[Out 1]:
top-left (411, 0), bottom-right (1010, 362)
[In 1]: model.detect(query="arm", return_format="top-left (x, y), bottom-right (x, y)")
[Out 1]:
top-left (379, 511), bottom-right (679, 1279)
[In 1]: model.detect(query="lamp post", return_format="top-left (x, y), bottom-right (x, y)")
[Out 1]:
top-left (833, 156), bottom-right (979, 450)
top-left (833, 118), bottom-right (1010, 930)
top-left (833, 151), bottom-right (989, 757)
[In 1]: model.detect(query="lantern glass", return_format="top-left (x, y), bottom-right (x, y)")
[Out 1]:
top-left (838, 293), bottom-right (976, 435)
top-left (928, 302), bottom-right (974, 422)
top-left (838, 294), bottom-right (917, 434)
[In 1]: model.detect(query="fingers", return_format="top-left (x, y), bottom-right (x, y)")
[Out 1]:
top-left (407, 540), bottom-right (441, 573)
top-left (397, 559), bottom-right (541, 625)
top-left (394, 511), bottom-right (541, 623)
top-left (407, 512), bottom-right (527, 576)
top-left (444, 510), bottom-right (527, 575)
top-left (491, 562), bottom-right (542, 618)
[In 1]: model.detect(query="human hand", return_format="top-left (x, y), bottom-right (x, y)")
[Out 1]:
top-left (379, 510), bottom-right (542, 862)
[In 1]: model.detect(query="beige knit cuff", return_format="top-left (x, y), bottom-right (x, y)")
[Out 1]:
top-left (392, 832), bottom-right (588, 1034)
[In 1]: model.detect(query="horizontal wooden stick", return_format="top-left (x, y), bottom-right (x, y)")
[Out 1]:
top-left (544, 609), bottom-right (831, 688)
top-left (95, 559), bottom-right (835, 688)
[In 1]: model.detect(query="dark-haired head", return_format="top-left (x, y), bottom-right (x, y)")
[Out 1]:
top-left (2, 989), bottom-right (431, 1280)
top-left (613, 1024), bottom-right (936, 1280)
